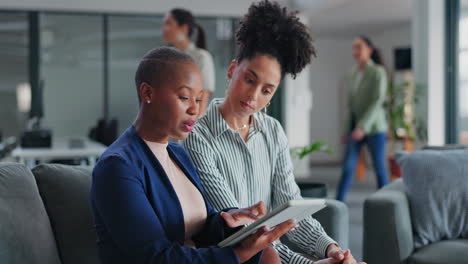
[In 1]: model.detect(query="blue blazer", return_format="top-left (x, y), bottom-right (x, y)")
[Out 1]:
top-left (91, 126), bottom-right (261, 264)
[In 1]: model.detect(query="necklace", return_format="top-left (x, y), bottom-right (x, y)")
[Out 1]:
top-left (235, 124), bottom-right (249, 130)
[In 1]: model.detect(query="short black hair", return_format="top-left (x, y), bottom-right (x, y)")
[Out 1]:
top-left (235, 0), bottom-right (316, 79)
top-left (134, 47), bottom-right (194, 104)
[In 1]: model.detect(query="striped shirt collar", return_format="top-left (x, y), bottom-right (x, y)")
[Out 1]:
top-left (206, 98), bottom-right (265, 138)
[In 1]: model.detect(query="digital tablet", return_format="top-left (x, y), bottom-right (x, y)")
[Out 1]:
top-left (218, 199), bottom-right (326, 248)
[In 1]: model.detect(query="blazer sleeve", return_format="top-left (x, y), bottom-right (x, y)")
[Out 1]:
top-left (193, 209), bottom-right (242, 248)
top-left (92, 155), bottom-right (240, 264)
top-left (356, 67), bottom-right (388, 133)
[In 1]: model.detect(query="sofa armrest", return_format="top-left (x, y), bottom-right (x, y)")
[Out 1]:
top-left (280, 199), bottom-right (349, 254)
top-left (314, 199), bottom-right (349, 249)
top-left (363, 179), bottom-right (413, 264)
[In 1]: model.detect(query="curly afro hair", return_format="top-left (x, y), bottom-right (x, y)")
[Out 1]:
top-left (235, 0), bottom-right (316, 79)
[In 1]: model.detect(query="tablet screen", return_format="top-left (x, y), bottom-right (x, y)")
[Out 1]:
top-left (218, 199), bottom-right (326, 248)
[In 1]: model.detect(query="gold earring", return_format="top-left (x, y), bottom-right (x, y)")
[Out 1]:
top-left (225, 78), bottom-right (231, 95)
top-left (263, 102), bottom-right (271, 115)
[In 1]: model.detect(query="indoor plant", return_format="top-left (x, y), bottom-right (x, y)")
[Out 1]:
top-left (386, 79), bottom-right (427, 178)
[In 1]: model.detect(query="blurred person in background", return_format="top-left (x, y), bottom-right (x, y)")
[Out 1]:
top-left (337, 36), bottom-right (389, 202)
top-left (163, 8), bottom-right (215, 116)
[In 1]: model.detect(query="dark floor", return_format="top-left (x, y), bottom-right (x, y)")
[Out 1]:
top-left (296, 165), bottom-right (380, 261)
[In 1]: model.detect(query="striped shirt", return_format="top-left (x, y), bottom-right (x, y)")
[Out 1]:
top-left (182, 98), bottom-right (337, 264)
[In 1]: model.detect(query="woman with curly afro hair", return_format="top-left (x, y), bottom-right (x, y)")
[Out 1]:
top-left (183, 1), bottom-right (365, 264)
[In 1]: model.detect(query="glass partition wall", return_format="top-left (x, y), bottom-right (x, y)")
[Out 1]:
top-left (0, 12), bottom-right (29, 139)
top-left (108, 15), bottom-right (163, 134)
top-left (0, 11), bottom-right (240, 140)
top-left (40, 13), bottom-right (104, 137)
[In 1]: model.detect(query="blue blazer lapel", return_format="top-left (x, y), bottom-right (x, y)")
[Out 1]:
top-left (129, 128), bottom-right (186, 242)
top-left (167, 144), bottom-right (215, 216)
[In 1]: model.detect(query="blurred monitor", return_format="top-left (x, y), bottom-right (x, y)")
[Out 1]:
top-left (394, 47), bottom-right (412, 71)
top-left (29, 80), bottom-right (44, 119)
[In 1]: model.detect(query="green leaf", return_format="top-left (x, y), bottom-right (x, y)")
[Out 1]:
top-left (290, 141), bottom-right (333, 160)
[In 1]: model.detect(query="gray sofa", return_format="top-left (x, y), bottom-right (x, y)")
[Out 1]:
top-left (363, 179), bottom-right (468, 264)
top-left (0, 162), bottom-right (99, 264)
top-left (0, 162), bottom-right (348, 264)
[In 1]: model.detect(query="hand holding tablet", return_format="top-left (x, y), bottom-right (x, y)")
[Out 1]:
top-left (232, 218), bottom-right (298, 263)
top-left (219, 199), bottom-right (326, 248)
top-left (220, 201), bottom-right (268, 228)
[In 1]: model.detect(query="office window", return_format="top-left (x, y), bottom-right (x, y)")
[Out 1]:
top-left (459, 1), bottom-right (468, 143)
top-left (108, 16), bottom-right (238, 133)
top-left (108, 15), bottom-right (163, 134)
top-left (0, 12), bottom-right (29, 139)
top-left (40, 13), bottom-right (104, 137)
top-left (0, 10), bottom-right (240, 140)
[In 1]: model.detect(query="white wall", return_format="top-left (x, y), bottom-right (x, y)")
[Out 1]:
top-left (308, 37), bottom-right (354, 163)
top-left (284, 65), bottom-right (313, 148)
top-left (283, 15), bottom-right (311, 147)
top-left (282, 15), bottom-right (313, 175)
top-left (284, 65), bottom-right (313, 175)
top-left (412, 0), bottom-right (446, 145)
top-left (370, 23), bottom-right (412, 76)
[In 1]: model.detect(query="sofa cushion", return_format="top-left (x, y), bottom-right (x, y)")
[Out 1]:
top-left (407, 239), bottom-right (468, 264)
top-left (32, 164), bottom-right (99, 264)
top-left (0, 163), bottom-right (61, 264)
top-left (396, 150), bottom-right (468, 248)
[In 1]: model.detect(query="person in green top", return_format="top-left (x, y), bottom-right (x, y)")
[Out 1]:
top-left (337, 36), bottom-right (389, 201)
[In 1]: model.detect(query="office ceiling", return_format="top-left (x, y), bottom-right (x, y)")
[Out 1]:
top-left (291, 0), bottom-right (412, 37)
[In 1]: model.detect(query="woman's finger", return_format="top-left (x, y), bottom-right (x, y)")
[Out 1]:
top-left (251, 225), bottom-right (269, 240)
top-left (264, 219), bottom-right (297, 242)
top-left (248, 201), bottom-right (266, 217)
top-left (220, 211), bottom-right (236, 226)
top-left (254, 201), bottom-right (267, 216)
top-left (342, 251), bottom-right (356, 264)
top-left (237, 210), bottom-right (260, 221)
top-left (328, 247), bottom-right (345, 260)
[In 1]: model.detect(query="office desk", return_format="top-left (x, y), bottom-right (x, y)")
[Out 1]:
top-left (11, 137), bottom-right (107, 168)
